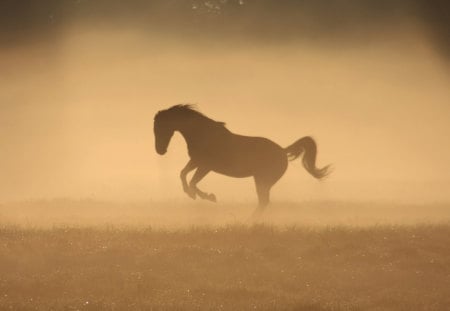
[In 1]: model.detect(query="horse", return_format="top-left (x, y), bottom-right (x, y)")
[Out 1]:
top-left (154, 104), bottom-right (331, 213)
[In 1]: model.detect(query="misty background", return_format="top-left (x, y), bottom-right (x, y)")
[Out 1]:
top-left (1, 0), bottom-right (449, 203)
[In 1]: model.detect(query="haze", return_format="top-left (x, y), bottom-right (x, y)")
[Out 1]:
top-left (1, 0), bottom-right (449, 204)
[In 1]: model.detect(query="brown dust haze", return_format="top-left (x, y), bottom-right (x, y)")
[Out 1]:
top-left (1, 0), bottom-right (450, 204)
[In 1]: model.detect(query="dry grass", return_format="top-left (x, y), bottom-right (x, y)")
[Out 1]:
top-left (1, 201), bottom-right (450, 310)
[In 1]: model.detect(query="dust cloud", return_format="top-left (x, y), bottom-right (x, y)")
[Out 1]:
top-left (1, 1), bottom-right (450, 206)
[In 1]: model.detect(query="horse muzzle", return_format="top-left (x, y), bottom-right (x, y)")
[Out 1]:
top-left (156, 146), bottom-right (167, 155)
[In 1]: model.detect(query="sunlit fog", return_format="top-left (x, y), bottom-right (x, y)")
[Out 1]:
top-left (1, 0), bottom-right (449, 204)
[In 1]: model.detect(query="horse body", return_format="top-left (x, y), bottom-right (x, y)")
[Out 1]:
top-left (191, 133), bottom-right (287, 178)
top-left (154, 104), bottom-right (330, 212)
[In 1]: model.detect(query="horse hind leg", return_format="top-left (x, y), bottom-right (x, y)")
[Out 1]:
top-left (253, 163), bottom-right (286, 215)
top-left (256, 181), bottom-right (270, 207)
top-left (252, 177), bottom-right (273, 217)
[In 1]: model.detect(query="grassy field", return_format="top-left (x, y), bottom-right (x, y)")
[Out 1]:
top-left (1, 201), bottom-right (450, 310)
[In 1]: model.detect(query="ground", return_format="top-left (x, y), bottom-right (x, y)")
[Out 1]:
top-left (1, 201), bottom-right (449, 310)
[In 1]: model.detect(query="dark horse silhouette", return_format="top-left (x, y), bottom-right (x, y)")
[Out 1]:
top-left (154, 104), bottom-right (330, 212)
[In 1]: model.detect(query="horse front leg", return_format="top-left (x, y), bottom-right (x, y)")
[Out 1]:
top-left (180, 160), bottom-right (197, 199)
top-left (189, 167), bottom-right (216, 202)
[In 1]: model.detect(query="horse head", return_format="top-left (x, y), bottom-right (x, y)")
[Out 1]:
top-left (154, 104), bottom-right (220, 155)
top-left (153, 109), bottom-right (176, 155)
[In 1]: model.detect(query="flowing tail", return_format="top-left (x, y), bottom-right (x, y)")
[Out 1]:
top-left (285, 136), bottom-right (331, 179)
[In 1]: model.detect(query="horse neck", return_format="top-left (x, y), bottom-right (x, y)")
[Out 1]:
top-left (176, 116), bottom-right (205, 146)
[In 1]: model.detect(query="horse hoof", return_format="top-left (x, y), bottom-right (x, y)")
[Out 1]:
top-left (208, 193), bottom-right (217, 202)
top-left (250, 208), bottom-right (264, 220)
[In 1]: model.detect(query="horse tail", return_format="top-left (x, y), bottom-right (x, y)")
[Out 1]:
top-left (284, 136), bottom-right (331, 180)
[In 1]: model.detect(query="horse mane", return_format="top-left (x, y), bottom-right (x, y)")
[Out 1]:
top-left (164, 104), bottom-right (227, 128)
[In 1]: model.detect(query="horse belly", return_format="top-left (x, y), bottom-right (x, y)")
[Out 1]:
top-left (205, 154), bottom-right (255, 177)
top-left (211, 166), bottom-right (254, 178)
